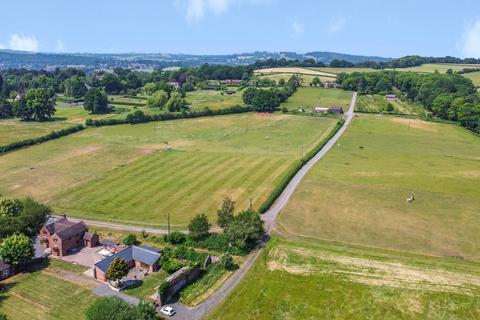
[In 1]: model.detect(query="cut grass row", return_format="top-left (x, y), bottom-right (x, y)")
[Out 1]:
top-left (0, 260), bottom-right (96, 320)
top-left (208, 236), bottom-right (480, 320)
top-left (0, 113), bottom-right (336, 226)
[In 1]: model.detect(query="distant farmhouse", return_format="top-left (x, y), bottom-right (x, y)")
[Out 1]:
top-left (323, 80), bottom-right (338, 89)
top-left (223, 79), bottom-right (242, 85)
top-left (314, 106), bottom-right (344, 114)
top-left (39, 216), bottom-right (99, 257)
top-left (385, 94), bottom-right (398, 101)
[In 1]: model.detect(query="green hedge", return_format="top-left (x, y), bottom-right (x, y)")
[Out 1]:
top-left (85, 105), bottom-right (253, 127)
top-left (258, 118), bottom-right (345, 214)
top-left (0, 124), bottom-right (85, 155)
top-left (109, 101), bottom-right (146, 107)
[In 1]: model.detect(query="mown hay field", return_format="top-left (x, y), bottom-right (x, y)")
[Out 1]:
top-left (280, 87), bottom-right (352, 112)
top-left (0, 113), bottom-right (337, 226)
top-left (0, 260), bottom-right (96, 320)
top-left (209, 236), bottom-right (480, 320)
top-left (278, 115), bottom-right (480, 259)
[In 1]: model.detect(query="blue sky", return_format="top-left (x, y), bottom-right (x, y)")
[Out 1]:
top-left (1, 0), bottom-right (480, 58)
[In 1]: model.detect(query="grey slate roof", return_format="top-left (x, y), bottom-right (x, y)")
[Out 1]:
top-left (100, 239), bottom-right (118, 247)
top-left (94, 246), bottom-right (161, 273)
top-left (43, 217), bottom-right (87, 240)
top-left (83, 232), bottom-right (96, 241)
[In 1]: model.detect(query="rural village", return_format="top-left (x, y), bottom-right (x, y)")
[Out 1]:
top-left (1, 1), bottom-right (480, 320)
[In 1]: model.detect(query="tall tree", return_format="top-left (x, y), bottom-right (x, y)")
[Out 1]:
top-left (64, 76), bottom-right (87, 98)
top-left (251, 89), bottom-right (279, 113)
top-left (146, 90), bottom-right (168, 109)
top-left (105, 258), bottom-right (129, 282)
top-left (225, 210), bottom-right (264, 251)
top-left (84, 88), bottom-right (110, 114)
top-left (188, 213), bottom-right (210, 241)
top-left (165, 91), bottom-right (187, 112)
top-left (217, 197), bottom-right (235, 228)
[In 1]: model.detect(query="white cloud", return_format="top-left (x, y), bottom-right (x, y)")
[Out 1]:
top-left (56, 39), bottom-right (66, 52)
top-left (182, 0), bottom-right (272, 23)
top-left (8, 34), bottom-right (39, 51)
top-left (328, 17), bottom-right (347, 34)
top-left (292, 18), bottom-right (304, 36)
top-left (186, 0), bottom-right (206, 23)
top-left (463, 20), bottom-right (480, 58)
top-left (0, 43), bottom-right (5, 49)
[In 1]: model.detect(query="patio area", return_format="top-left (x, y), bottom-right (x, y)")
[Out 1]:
top-left (55, 246), bottom-right (107, 268)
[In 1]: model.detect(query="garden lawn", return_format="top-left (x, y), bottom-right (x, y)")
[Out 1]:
top-left (123, 270), bottom-right (169, 300)
top-left (208, 237), bottom-right (480, 320)
top-left (278, 115), bottom-right (480, 259)
top-left (0, 261), bottom-right (96, 320)
top-left (280, 87), bottom-right (352, 112)
top-left (186, 89), bottom-right (244, 111)
top-left (0, 113), bottom-right (337, 226)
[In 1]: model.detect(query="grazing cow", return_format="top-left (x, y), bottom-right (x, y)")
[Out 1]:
top-left (407, 195), bottom-right (415, 203)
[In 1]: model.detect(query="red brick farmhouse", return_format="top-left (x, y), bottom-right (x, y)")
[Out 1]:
top-left (39, 217), bottom-right (98, 257)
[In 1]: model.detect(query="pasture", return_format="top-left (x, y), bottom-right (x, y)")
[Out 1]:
top-left (208, 237), bottom-right (480, 320)
top-left (186, 89), bottom-right (244, 110)
top-left (391, 63), bottom-right (480, 74)
top-left (253, 67), bottom-right (336, 78)
top-left (463, 71), bottom-right (480, 87)
top-left (308, 66), bottom-right (379, 74)
top-left (280, 87), bottom-right (352, 112)
top-left (0, 113), bottom-right (336, 226)
top-left (278, 115), bottom-right (480, 259)
top-left (0, 260), bottom-right (96, 320)
top-left (256, 73), bottom-right (333, 86)
top-left (356, 94), bottom-right (426, 115)
top-left (0, 103), bottom-right (119, 146)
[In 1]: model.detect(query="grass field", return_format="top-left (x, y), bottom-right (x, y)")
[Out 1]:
top-left (278, 115), bottom-right (480, 259)
top-left (280, 87), bottom-right (352, 112)
top-left (356, 94), bottom-right (427, 116)
top-left (0, 113), bottom-right (336, 226)
top-left (186, 89), bottom-right (244, 110)
top-left (208, 236), bottom-right (480, 320)
top-left (254, 67), bottom-right (337, 78)
top-left (0, 260), bottom-right (96, 320)
top-left (390, 63), bottom-right (480, 74)
top-left (0, 103), bottom-right (127, 146)
top-left (256, 73), bottom-right (334, 86)
top-left (308, 66), bottom-right (379, 74)
top-left (463, 71), bottom-right (480, 87)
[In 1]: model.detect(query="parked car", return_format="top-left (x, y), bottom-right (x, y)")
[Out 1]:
top-left (160, 306), bottom-right (176, 317)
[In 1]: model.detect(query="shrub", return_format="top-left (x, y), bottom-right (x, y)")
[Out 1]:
top-left (158, 280), bottom-right (171, 298)
top-left (122, 234), bottom-right (139, 246)
top-left (164, 231), bottom-right (186, 244)
top-left (162, 258), bottom-right (184, 274)
top-left (219, 254), bottom-right (238, 271)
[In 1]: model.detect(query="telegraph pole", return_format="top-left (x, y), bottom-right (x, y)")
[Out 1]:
top-left (167, 212), bottom-right (171, 235)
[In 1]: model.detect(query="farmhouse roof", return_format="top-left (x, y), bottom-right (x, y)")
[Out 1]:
top-left (94, 246), bottom-right (161, 273)
top-left (44, 217), bottom-right (87, 240)
top-left (139, 245), bottom-right (162, 253)
top-left (83, 232), bottom-right (97, 241)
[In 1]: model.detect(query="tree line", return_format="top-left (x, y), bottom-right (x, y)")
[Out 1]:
top-left (337, 71), bottom-right (480, 133)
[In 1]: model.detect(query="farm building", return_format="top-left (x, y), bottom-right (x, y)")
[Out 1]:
top-left (39, 216), bottom-right (98, 257)
top-left (0, 261), bottom-right (14, 280)
top-left (323, 80), bottom-right (338, 88)
top-left (314, 106), bottom-right (344, 114)
top-left (385, 94), bottom-right (398, 101)
top-left (314, 107), bottom-right (330, 113)
top-left (329, 107), bottom-right (344, 114)
top-left (93, 245), bottom-right (161, 282)
top-left (225, 90), bottom-right (237, 95)
top-left (223, 79), bottom-right (242, 85)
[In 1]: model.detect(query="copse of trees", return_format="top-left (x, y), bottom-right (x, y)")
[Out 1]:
top-left (146, 90), bottom-right (168, 109)
top-left (63, 75), bottom-right (87, 98)
top-left (83, 88), bottom-right (110, 114)
top-left (14, 88), bottom-right (56, 121)
top-left (0, 197), bottom-right (51, 239)
top-left (337, 71), bottom-right (480, 133)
